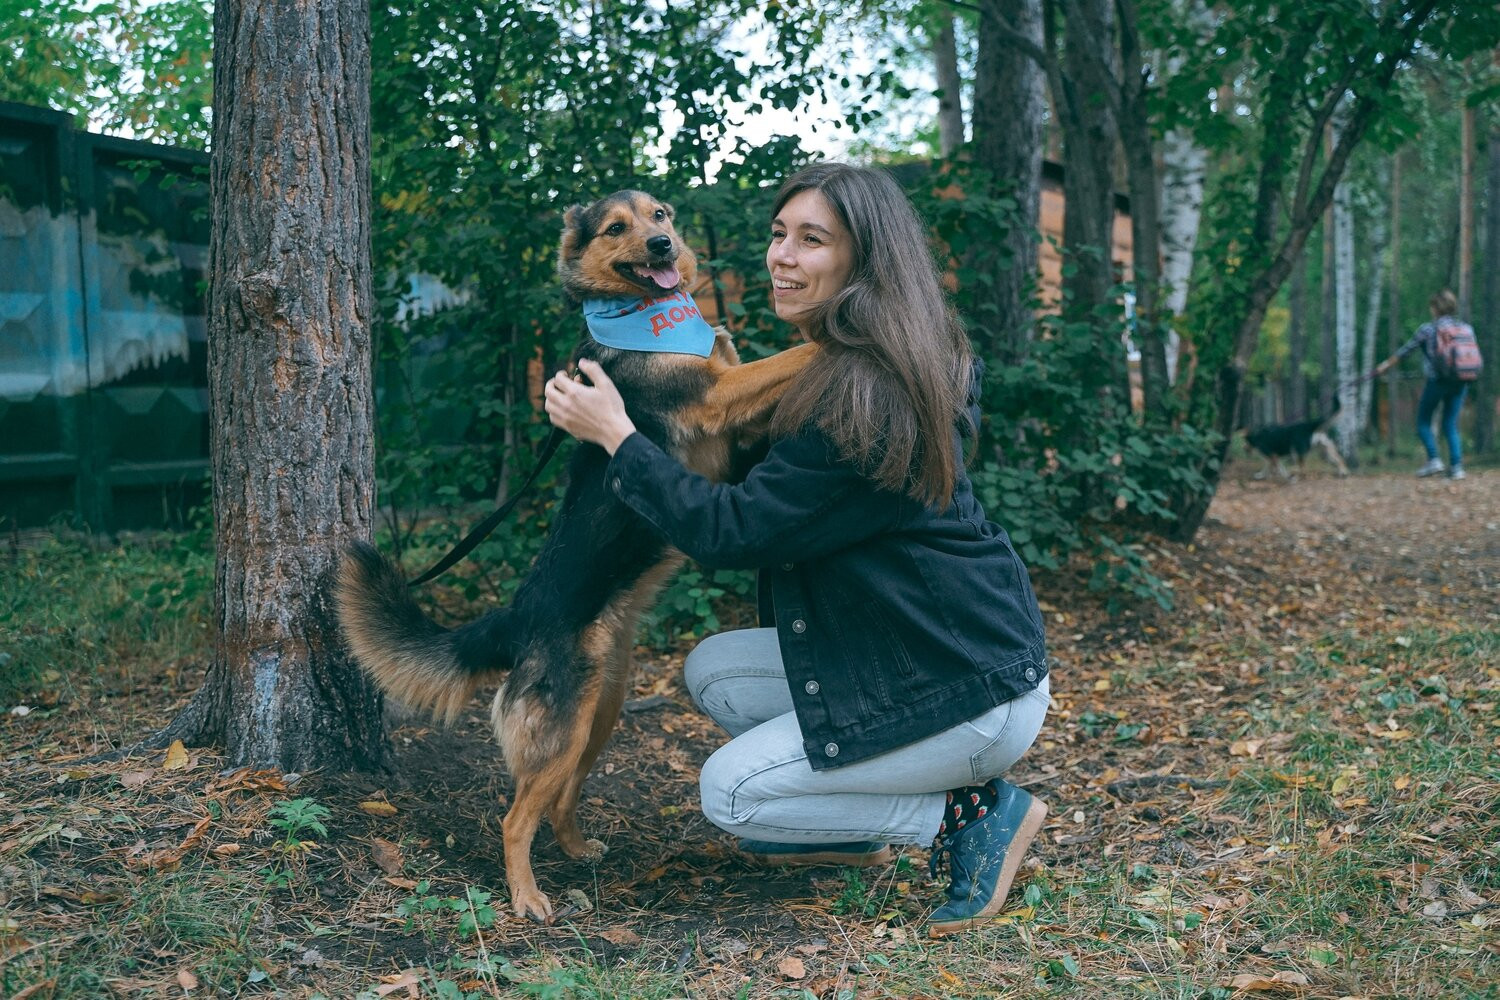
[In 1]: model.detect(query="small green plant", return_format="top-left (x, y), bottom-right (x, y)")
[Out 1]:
top-left (259, 797), bottom-right (331, 888)
top-left (829, 869), bottom-right (879, 918)
top-left (397, 881), bottom-right (499, 940)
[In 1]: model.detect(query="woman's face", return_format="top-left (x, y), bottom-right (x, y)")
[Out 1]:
top-left (766, 188), bottom-right (855, 336)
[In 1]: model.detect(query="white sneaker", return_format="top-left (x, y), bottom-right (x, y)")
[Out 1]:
top-left (1449, 465), bottom-right (1466, 481)
top-left (1416, 458), bottom-right (1445, 478)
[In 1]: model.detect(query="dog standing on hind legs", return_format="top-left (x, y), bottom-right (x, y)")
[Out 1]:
top-left (1244, 395), bottom-right (1350, 480)
top-left (336, 190), bottom-right (815, 922)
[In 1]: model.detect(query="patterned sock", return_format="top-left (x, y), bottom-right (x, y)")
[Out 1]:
top-left (935, 780), bottom-right (1001, 842)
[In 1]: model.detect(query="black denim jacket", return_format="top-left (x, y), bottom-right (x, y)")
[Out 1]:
top-left (606, 415), bottom-right (1048, 770)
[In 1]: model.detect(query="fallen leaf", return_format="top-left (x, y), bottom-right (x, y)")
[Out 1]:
top-left (777, 956), bottom-right (806, 980)
top-left (371, 837), bottom-right (404, 876)
top-left (120, 770), bottom-right (153, 790)
top-left (163, 740), bottom-right (189, 771)
top-left (1226, 970), bottom-right (1310, 991)
top-left (564, 888), bottom-right (594, 912)
top-left (359, 800), bottom-right (399, 817)
top-left (373, 970), bottom-right (424, 997)
top-left (177, 969), bottom-right (199, 990)
top-left (601, 926), bottom-right (642, 947)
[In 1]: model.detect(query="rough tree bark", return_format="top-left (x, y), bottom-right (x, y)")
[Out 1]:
top-left (146, 0), bottom-right (387, 772)
top-left (1040, 0), bottom-right (1129, 407)
top-left (972, 0), bottom-right (1045, 365)
top-left (1116, 0), bottom-right (1169, 414)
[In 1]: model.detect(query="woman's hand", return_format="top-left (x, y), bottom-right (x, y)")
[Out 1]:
top-left (544, 358), bottom-right (637, 455)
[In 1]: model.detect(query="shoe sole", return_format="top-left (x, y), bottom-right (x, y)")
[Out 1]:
top-left (927, 797), bottom-right (1049, 938)
top-left (743, 845), bottom-right (894, 868)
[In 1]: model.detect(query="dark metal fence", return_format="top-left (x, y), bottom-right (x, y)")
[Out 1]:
top-left (0, 101), bottom-right (209, 531)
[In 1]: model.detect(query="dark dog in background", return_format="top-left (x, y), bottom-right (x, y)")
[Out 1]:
top-left (1244, 396), bottom-right (1349, 480)
top-left (336, 191), bottom-right (814, 922)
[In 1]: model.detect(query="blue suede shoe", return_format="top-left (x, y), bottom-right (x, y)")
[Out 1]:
top-left (926, 780), bottom-right (1048, 937)
top-left (737, 839), bottom-right (893, 868)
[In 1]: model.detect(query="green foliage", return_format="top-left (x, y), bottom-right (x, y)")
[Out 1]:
top-left (0, 0), bottom-right (212, 146)
top-left (396, 880), bottom-right (499, 940)
top-left (260, 797), bottom-right (332, 888)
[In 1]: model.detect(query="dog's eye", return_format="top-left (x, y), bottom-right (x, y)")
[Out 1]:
top-left (653, 209), bottom-right (666, 221)
top-left (606, 222), bottom-right (626, 236)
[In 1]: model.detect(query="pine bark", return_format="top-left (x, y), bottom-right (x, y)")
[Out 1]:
top-left (972, 0), bottom-right (1045, 364)
top-left (154, 0), bottom-right (387, 772)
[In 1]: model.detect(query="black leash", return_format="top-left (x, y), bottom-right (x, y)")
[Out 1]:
top-left (406, 426), bottom-right (569, 587)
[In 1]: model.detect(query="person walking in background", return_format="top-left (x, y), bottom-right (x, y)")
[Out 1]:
top-left (1375, 288), bottom-right (1476, 481)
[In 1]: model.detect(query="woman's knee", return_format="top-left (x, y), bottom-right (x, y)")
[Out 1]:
top-left (683, 628), bottom-right (778, 711)
top-left (698, 745), bottom-right (745, 833)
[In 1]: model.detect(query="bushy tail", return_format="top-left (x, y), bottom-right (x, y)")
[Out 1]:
top-left (335, 540), bottom-right (512, 724)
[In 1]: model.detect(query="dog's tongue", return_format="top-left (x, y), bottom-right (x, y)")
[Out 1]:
top-left (639, 264), bottom-right (681, 289)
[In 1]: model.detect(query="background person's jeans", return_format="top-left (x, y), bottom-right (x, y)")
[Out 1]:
top-left (683, 628), bottom-right (1050, 847)
top-left (1416, 378), bottom-right (1468, 465)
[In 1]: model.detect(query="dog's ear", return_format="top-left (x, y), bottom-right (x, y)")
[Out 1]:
top-left (558, 204), bottom-right (589, 263)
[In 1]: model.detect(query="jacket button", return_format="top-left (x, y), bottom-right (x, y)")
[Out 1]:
top-left (824, 742), bottom-right (839, 758)
top-left (611, 477), bottom-right (622, 492)
top-left (1024, 666), bottom-right (1038, 683)
top-left (804, 680), bottom-right (820, 695)
top-left (791, 619), bottom-right (807, 634)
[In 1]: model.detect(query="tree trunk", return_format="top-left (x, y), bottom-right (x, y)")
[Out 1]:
top-left (1478, 105), bottom-right (1500, 454)
top-left (1359, 195), bottom-right (1387, 444)
top-left (972, 0), bottom-right (1045, 365)
top-left (1287, 252), bottom-right (1307, 417)
top-left (1460, 98), bottom-right (1475, 317)
top-left (155, 0), bottom-right (386, 772)
top-left (1048, 0), bottom-right (1127, 403)
top-left (1158, 0), bottom-right (1211, 384)
top-left (1116, 0), bottom-right (1169, 414)
top-left (934, 10), bottom-right (965, 158)
top-left (1387, 151), bottom-right (1403, 457)
top-left (1320, 127), bottom-right (1337, 413)
top-left (1332, 129), bottom-right (1358, 459)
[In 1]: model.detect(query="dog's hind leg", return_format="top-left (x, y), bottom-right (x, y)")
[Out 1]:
top-left (546, 656), bottom-right (629, 862)
top-left (547, 559), bottom-right (681, 862)
top-left (496, 690), bottom-right (591, 923)
top-left (1309, 431), bottom-right (1350, 476)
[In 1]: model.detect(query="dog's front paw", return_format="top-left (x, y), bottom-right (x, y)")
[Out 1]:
top-left (511, 886), bottom-right (554, 924)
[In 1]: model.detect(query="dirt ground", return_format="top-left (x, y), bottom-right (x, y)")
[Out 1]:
top-left (3, 463), bottom-right (1496, 997)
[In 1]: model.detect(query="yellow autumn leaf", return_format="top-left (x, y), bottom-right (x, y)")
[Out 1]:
top-left (163, 740), bottom-right (189, 771)
top-left (359, 800), bottom-right (398, 817)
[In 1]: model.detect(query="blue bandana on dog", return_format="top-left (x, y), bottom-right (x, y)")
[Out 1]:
top-left (582, 291), bottom-right (715, 357)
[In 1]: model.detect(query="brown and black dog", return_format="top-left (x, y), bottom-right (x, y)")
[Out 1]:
top-left (336, 191), bottom-right (813, 922)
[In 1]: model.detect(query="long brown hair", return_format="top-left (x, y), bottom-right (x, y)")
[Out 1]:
top-left (768, 162), bottom-right (974, 508)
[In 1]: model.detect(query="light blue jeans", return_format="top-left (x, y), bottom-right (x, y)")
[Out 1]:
top-left (684, 628), bottom-right (1051, 847)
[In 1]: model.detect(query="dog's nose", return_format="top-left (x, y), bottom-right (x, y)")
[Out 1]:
top-left (646, 235), bottom-right (673, 256)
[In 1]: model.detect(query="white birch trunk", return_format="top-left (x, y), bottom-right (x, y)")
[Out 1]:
top-left (1333, 166), bottom-right (1358, 459)
top-left (1158, 0), bottom-right (1213, 382)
